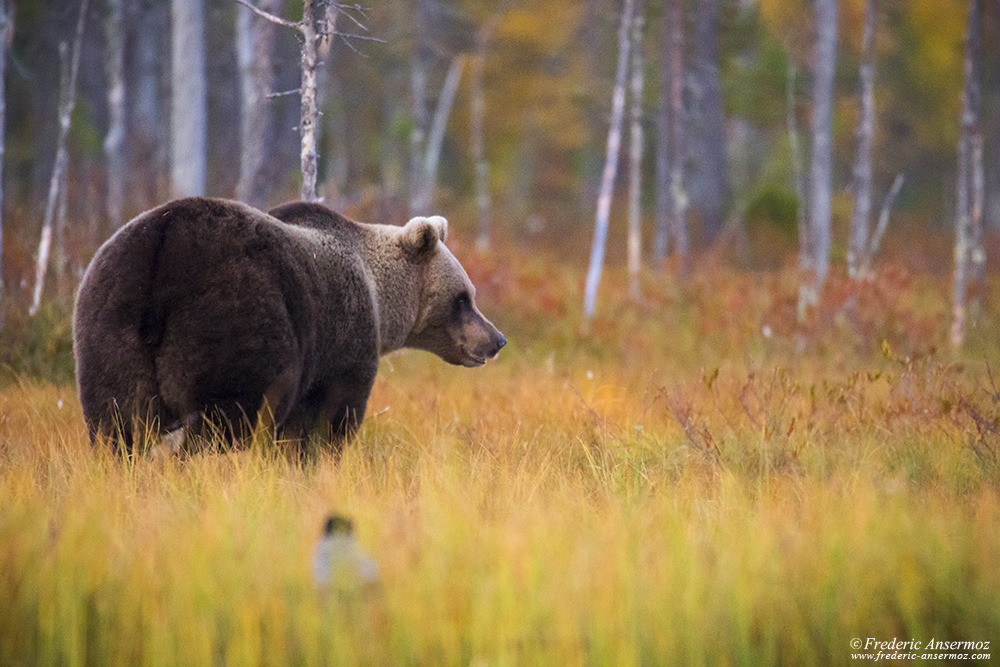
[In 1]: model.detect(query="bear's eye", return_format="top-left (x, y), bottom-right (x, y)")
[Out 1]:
top-left (453, 292), bottom-right (471, 315)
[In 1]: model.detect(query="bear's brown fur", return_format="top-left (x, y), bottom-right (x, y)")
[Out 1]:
top-left (73, 197), bottom-right (505, 452)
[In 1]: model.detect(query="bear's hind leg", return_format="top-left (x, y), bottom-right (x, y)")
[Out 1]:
top-left (82, 376), bottom-right (166, 455)
top-left (317, 367), bottom-right (377, 456)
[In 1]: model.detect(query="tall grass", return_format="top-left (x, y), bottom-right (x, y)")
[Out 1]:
top-left (2, 253), bottom-right (999, 663)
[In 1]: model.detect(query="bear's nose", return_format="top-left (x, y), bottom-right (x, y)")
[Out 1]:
top-left (495, 334), bottom-right (507, 352)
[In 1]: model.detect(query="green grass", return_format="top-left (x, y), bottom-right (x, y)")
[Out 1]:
top-left (2, 253), bottom-right (999, 664)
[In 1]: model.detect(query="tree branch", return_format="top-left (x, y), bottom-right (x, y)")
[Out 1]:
top-left (334, 5), bottom-right (369, 32)
top-left (859, 173), bottom-right (904, 278)
top-left (329, 30), bottom-right (385, 43)
top-left (233, 0), bottom-right (299, 31)
top-left (266, 88), bottom-right (301, 98)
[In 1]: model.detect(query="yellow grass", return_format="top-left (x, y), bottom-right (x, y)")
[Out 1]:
top-left (2, 257), bottom-right (1000, 663)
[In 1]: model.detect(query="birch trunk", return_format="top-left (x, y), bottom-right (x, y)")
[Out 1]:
top-left (0, 0), bottom-right (10, 329)
top-left (857, 173), bottom-right (904, 279)
top-left (409, 0), bottom-right (429, 214)
top-left (653, 9), bottom-right (671, 264)
top-left (848, 0), bottom-right (876, 279)
top-left (967, 3), bottom-right (985, 316)
top-left (55, 165), bottom-right (68, 280)
top-left (30, 0), bottom-right (88, 317)
top-left (803, 0), bottom-right (837, 312)
top-left (472, 17), bottom-right (499, 251)
top-left (627, 4), bottom-right (645, 301)
top-left (236, 0), bottom-right (279, 207)
top-left (238, 0), bottom-right (345, 204)
top-left (104, 0), bottom-right (126, 229)
top-left (298, 0), bottom-right (320, 202)
top-left (970, 133), bottom-right (985, 308)
top-left (413, 56), bottom-right (464, 215)
top-left (170, 0), bottom-right (206, 197)
top-left (583, 0), bottom-right (635, 322)
top-left (667, 0), bottom-right (687, 271)
top-left (951, 0), bottom-right (982, 348)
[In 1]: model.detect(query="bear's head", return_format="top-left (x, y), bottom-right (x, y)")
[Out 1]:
top-left (401, 216), bottom-right (506, 367)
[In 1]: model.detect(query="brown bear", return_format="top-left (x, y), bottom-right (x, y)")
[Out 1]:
top-left (72, 197), bottom-right (505, 453)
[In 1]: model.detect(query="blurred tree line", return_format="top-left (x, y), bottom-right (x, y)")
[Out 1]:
top-left (0, 0), bottom-right (998, 307)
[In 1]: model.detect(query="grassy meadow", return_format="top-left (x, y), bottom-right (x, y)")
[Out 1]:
top-left (2, 245), bottom-right (1000, 664)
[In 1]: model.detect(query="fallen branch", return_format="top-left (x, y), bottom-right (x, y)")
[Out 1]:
top-left (30, 0), bottom-right (87, 316)
top-left (858, 173), bottom-right (904, 279)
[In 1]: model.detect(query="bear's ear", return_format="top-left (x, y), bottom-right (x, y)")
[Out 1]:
top-left (401, 216), bottom-right (448, 259)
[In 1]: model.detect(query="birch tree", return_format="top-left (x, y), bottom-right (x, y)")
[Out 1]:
top-left (104, 0), bottom-right (126, 228)
top-left (472, 16), bottom-right (500, 251)
top-left (29, 0), bottom-right (88, 317)
top-left (848, 0), bottom-right (876, 279)
top-left (666, 0), bottom-right (687, 270)
top-left (0, 0), bottom-right (10, 328)
top-left (410, 0), bottom-right (430, 214)
top-left (627, 5), bottom-right (645, 301)
top-left (799, 0), bottom-right (837, 315)
top-left (412, 56), bottom-right (465, 215)
top-left (170, 0), bottom-right (206, 197)
top-left (236, 0), bottom-right (280, 207)
top-left (653, 14), bottom-right (671, 265)
top-left (238, 0), bottom-right (379, 202)
top-left (856, 173), bottom-right (904, 279)
top-left (951, 0), bottom-right (984, 348)
top-left (583, 0), bottom-right (635, 322)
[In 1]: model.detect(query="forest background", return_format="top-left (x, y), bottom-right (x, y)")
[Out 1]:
top-left (0, 0), bottom-right (997, 360)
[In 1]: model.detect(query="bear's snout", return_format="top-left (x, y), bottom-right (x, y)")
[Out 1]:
top-left (476, 321), bottom-right (506, 362)
top-left (459, 314), bottom-right (506, 367)
top-left (492, 333), bottom-right (508, 357)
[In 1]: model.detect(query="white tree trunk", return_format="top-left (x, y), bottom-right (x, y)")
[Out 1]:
top-left (104, 0), bottom-right (126, 229)
top-left (236, 0), bottom-right (279, 207)
top-left (413, 56), bottom-right (464, 215)
top-left (409, 0), bottom-right (429, 214)
top-left (857, 173), bottom-right (903, 279)
top-left (472, 17), bottom-right (499, 251)
top-left (30, 0), bottom-right (88, 316)
top-left (0, 0), bottom-right (9, 329)
top-left (667, 0), bottom-right (687, 271)
top-left (951, 0), bottom-right (982, 348)
top-left (170, 0), bottom-right (206, 197)
top-left (55, 162), bottom-right (69, 280)
top-left (970, 133), bottom-right (985, 300)
top-left (583, 0), bottom-right (635, 322)
top-left (653, 11), bottom-right (671, 264)
top-left (802, 0), bottom-right (837, 313)
top-left (848, 0), bottom-right (877, 279)
top-left (298, 0), bottom-right (320, 202)
top-left (627, 4), bottom-right (645, 301)
top-left (237, 0), bottom-right (344, 204)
